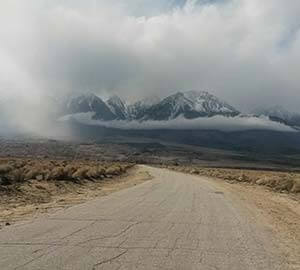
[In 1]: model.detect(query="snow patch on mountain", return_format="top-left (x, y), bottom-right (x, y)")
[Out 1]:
top-left (65, 90), bottom-right (239, 121)
top-left (141, 91), bottom-right (239, 120)
top-left (106, 95), bottom-right (129, 120)
top-left (62, 91), bottom-right (298, 131)
top-left (128, 96), bottom-right (161, 120)
top-left (183, 91), bottom-right (238, 114)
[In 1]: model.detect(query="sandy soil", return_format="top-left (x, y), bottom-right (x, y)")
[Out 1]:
top-left (195, 175), bottom-right (300, 269)
top-left (0, 167), bottom-right (152, 229)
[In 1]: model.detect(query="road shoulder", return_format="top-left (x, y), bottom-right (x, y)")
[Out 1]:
top-left (195, 174), bottom-right (300, 269)
top-left (0, 166), bottom-right (152, 229)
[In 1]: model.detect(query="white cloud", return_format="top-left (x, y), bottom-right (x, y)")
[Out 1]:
top-left (0, 0), bottom-right (300, 134)
top-left (60, 113), bottom-right (296, 132)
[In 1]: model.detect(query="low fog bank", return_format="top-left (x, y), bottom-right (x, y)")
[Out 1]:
top-left (61, 113), bottom-right (296, 132)
top-left (0, 95), bottom-right (71, 139)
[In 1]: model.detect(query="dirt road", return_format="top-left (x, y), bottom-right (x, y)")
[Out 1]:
top-left (0, 166), bottom-right (296, 269)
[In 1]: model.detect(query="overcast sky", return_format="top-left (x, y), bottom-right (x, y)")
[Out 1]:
top-left (0, 0), bottom-right (300, 113)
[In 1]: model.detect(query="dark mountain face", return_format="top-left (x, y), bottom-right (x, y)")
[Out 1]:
top-left (143, 92), bottom-right (191, 120)
top-left (67, 94), bottom-right (116, 121)
top-left (106, 96), bottom-right (128, 120)
top-left (128, 97), bottom-right (161, 120)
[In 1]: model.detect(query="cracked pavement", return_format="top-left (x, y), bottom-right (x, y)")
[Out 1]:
top-left (0, 166), bottom-right (288, 269)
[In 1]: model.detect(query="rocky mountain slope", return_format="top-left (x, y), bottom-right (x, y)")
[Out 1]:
top-left (141, 91), bottom-right (239, 120)
top-left (66, 93), bottom-right (116, 121)
top-left (65, 91), bottom-right (240, 121)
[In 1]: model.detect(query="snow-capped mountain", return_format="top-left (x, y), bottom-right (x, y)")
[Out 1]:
top-left (141, 91), bottom-right (239, 121)
top-left (64, 91), bottom-right (239, 122)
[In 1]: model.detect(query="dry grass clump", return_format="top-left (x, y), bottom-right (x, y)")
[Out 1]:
top-left (167, 165), bottom-right (300, 194)
top-left (0, 158), bottom-right (133, 186)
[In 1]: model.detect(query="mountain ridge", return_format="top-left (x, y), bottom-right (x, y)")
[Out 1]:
top-left (65, 90), bottom-right (240, 122)
top-left (62, 91), bottom-right (299, 131)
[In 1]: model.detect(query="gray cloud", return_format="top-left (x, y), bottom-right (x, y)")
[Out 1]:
top-left (0, 0), bottom-right (300, 134)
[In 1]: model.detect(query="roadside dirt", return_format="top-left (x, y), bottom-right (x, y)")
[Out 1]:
top-left (0, 166), bottom-right (152, 229)
top-left (163, 165), bottom-right (300, 268)
top-left (196, 175), bottom-right (300, 269)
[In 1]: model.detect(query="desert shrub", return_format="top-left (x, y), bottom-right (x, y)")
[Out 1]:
top-left (257, 176), bottom-right (295, 192)
top-left (0, 158), bottom-right (130, 185)
top-left (256, 178), bottom-right (268, 185)
top-left (256, 177), bottom-right (278, 188)
top-left (236, 174), bottom-right (249, 182)
top-left (0, 164), bottom-right (14, 174)
top-left (27, 161), bottom-right (36, 167)
top-left (62, 161), bottom-right (68, 166)
top-left (274, 178), bottom-right (294, 192)
top-left (105, 166), bottom-right (122, 176)
top-left (25, 169), bottom-right (42, 180)
top-left (86, 167), bottom-right (99, 179)
top-left (9, 169), bottom-right (25, 182)
top-left (190, 169), bottom-right (200, 174)
top-left (97, 166), bottom-right (105, 175)
top-left (291, 178), bottom-right (300, 193)
top-left (0, 176), bottom-right (11, 185)
top-left (48, 167), bottom-right (66, 180)
top-left (15, 161), bottom-right (26, 168)
top-left (72, 167), bottom-right (89, 180)
top-left (64, 165), bottom-right (77, 179)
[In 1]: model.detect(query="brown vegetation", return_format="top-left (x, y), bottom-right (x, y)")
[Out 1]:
top-left (0, 158), bottom-right (133, 186)
top-left (166, 165), bottom-right (300, 194)
top-left (0, 160), bottom-right (152, 228)
top-left (0, 157), bottom-right (134, 219)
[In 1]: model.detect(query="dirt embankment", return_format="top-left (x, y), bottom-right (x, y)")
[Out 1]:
top-left (0, 158), bottom-right (151, 228)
